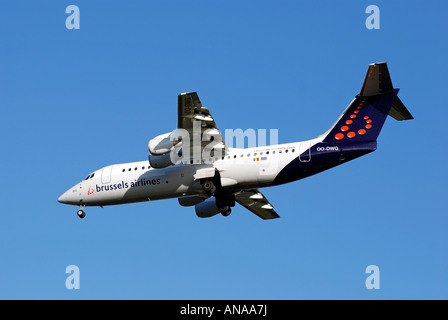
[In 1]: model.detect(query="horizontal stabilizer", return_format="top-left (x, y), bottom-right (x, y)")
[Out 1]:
top-left (389, 96), bottom-right (414, 121)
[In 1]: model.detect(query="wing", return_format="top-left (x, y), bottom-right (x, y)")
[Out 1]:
top-left (178, 92), bottom-right (229, 162)
top-left (235, 189), bottom-right (280, 220)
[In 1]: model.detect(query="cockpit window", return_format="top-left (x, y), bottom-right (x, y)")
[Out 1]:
top-left (84, 173), bottom-right (95, 180)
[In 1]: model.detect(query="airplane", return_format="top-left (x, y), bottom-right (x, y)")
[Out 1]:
top-left (58, 62), bottom-right (413, 219)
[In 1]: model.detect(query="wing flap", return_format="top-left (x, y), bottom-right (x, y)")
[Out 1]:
top-left (235, 189), bottom-right (280, 220)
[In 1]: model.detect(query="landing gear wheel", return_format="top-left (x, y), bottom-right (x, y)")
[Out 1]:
top-left (219, 206), bottom-right (231, 217)
top-left (202, 180), bottom-right (216, 194)
top-left (77, 209), bottom-right (86, 219)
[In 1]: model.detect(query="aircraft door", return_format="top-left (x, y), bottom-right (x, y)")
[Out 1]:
top-left (101, 165), bottom-right (113, 184)
top-left (299, 142), bottom-right (311, 162)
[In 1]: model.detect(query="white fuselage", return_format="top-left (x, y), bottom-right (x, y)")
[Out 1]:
top-left (58, 139), bottom-right (321, 207)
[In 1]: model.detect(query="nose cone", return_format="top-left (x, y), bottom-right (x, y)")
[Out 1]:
top-left (58, 190), bottom-right (69, 204)
top-left (58, 183), bottom-right (83, 205)
top-left (58, 188), bottom-right (79, 205)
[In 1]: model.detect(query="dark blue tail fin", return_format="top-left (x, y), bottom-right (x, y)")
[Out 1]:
top-left (323, 63), bottom-right (413, 143)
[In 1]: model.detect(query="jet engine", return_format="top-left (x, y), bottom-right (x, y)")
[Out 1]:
top-left (148, 129), bottom-right (187, 169)
top-left (148, 129), bottom-right (184, 155)
top-left (148, 153), bottom-right (175, 169)
top-left (178, 196), bottom-right (205, 207)
top-left (194, 198), bottom-right (221, 218)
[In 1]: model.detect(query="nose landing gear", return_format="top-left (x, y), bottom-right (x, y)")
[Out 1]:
top-left (77, 206), bottom-right (86, 219)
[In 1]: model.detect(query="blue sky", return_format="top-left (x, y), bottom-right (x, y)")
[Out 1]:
top-left (0, 0), bottom-right (447, 299)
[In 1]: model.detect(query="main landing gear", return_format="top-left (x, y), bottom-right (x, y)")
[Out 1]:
top-left (219, 206), bottom-right (231, 217)
top-left (201, 177), bottom-right (234, 217)
top-left (201, 180), bottom-right (216, 195)
top-left (77, 206), bottom-right (86, 219)
top-left (202, 179), bottom-right (229, 216)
